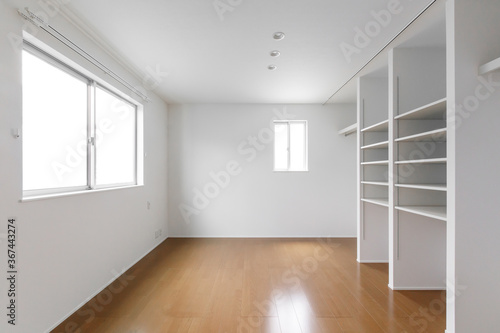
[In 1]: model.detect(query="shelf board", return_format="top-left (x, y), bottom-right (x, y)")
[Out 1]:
top-left (338, 123), bottom-right (357, 136)
top-left (361, 160), bottom-right (389, 166)
top-left (396, 184), bottom-right (447, 191)
top-left (361, 141), bottom-right (389, 149)
top-left (361, 198), bottom-right (389, 207)
top-left (395, 205), bottom-right (447, 221)
top-left (395, 98), bottom-right (446, 120)
top-left (395, 157), bottom-right (446, 165)
top-left (362, 181), bottom-right (389, 186)
top-left (361, 119), bottom-right (389, 132)
top-left (396, 128), bottom-right (447, 142)
top-left (479, 57), bottom-right (500, 75)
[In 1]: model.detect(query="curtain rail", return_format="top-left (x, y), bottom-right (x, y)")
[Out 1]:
top-left (18, 7), bottom-right (151, 103)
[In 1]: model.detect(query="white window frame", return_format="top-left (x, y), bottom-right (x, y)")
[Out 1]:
top-left (273, 120), bottom-right (308, 172)
top-left (22, 40), bottom-right (143, 200)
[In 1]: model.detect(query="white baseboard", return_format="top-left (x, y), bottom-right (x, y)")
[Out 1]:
top-left (389, 285), bottom-right (446, 291)
top-left (45, 236), bottom-right (169, 333)
top-left (357, 259), bottom-right (389, 263)
top-left (169, 235), bottom-right (357, 238)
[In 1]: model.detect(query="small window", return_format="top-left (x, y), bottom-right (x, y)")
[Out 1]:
top-left (274, 120), bottom-right (308, 171)
top-left (22, 42), bottom-right (141, 198)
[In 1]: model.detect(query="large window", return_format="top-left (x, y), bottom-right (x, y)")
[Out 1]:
top-left (22, 43), bottom-right (141, 197)
top-left (274, 120), bottom-right (308, 172)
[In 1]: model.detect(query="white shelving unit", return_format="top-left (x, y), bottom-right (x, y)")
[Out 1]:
top-left (361, 198), bottom-right (389, 207)
top-left (361, 119), bottom-right (389, 132)
top-left (361, 141), bottom-right (389, 149)
top-left (396, 128), bottom-right (446, 142)
top-left (478, 56), bottom-right (500, 75)
top-left (389, 47), bottom-right (447, 290)
top-left (362, 181), bottom-right (389, 186)
top-left (395, 183), bottom-right (446, 191)
top-left (338, 123), bottom-right (357, 136)
top-left (395, 205), bottom-right (447, 221)
top-left (361, 160), bottom-right (389, 166)
top-left (357, 75), bottom-right (390, 264)
top-left (347, 3), bottom-right (500, 329)
top-left (394, 98), bottom-right (447, 120)
top-left (395, 157), bottom-right (447, 165)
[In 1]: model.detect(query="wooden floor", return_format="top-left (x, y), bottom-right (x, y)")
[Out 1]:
top-left (54, 238), bottom-right (446, 333)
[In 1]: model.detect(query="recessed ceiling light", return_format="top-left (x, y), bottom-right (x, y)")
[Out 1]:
top-left (270, 50), bottom-right (280, 57)
top-left (268, 65), bottom-right (277, 71)
top-left (273, 32), bottom-right (285, 40)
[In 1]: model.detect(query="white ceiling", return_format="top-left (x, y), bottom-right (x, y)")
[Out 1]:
top-left (59, 0), bottom-right (443, 104)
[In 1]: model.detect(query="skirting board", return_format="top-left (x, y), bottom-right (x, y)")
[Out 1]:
top-left (388, 284), bottom-right (446, 291)
top-left (357, 259), bottom-right (389, 263)
top-left (45, 236), bottom-right (169, 333)
top-left (169, 235), bottom-right (357, 238)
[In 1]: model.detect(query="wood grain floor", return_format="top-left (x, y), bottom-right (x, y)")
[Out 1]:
top-left (53, 238), bottom-right (446, 333)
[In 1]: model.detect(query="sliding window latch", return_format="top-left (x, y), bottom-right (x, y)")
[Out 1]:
top-left (88, 137), bottom-right (96, 146)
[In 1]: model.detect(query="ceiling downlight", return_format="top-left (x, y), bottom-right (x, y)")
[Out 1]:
top-left (273, 32), bottom-right (285, 40)
top-left (270, 50), bottom-right (280, 57)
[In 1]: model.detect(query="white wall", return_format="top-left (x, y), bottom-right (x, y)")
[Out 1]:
top-left (168, 104), bottom-right (356, 237)
top-left (447, 0), bottom-right (500, 331)
top-left (0, 1), bottom-right (168, 332)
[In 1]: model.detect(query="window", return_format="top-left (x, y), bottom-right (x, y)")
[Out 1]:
top-left (22, 43), bottom-right (141, 198)
top-left (274, 120), bottom-right (308, 171)
top-left (94, 87), bottom-right (137, 186)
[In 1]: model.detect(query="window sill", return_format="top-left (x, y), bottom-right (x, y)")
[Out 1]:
top-left (21, 184), bottom-right (143, 202)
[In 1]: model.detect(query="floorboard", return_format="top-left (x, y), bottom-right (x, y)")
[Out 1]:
top-left (52, 238), bottom-right (446, 332)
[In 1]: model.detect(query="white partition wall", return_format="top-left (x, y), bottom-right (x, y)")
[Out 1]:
top-left (388, 47), bottom-right (447, 290)
top-left (446, 0), bottom-right (500, 331)
top-left (357, 76), bottom-right (390, 263)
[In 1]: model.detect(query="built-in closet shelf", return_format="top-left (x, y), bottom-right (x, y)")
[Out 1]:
top-left (395, 98), bottom-right (447, 120)
top-left (395, 184), bottom-right (447, 191)
top-left (479, 56), bottom-right (500, 75)
top-left (396, 128), bottom-right (447, 142)
top-left (338, 123), bottom-right (357, 136)
top-left (361, 119), bottom-right (389, 132)
top-left (357, 76), bottom-right (390, 264)
top-left (361, 198), bottom-right (389, 207)
top-left (362, 181), bottom-right (389, 187)
top-left (361, 141), bottom-right (389, 149)
top-left (361, 160), bottom-right (389, 166)
top-left (383, 46), bottom-right (447, 291)
top-left (395, 205), bottom-right (447, 221)
top-left (395, 157), bottom-right (447, 165)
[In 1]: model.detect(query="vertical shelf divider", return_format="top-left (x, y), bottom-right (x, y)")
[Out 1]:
top-left (357, 74), bottom-right (389, 264)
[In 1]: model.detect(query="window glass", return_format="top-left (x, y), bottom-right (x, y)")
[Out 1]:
top-left (95, 87), bottom-right (136, 186)
top-left (274, 122), bottom-right (289, 171)
top-left (22, 50), bottom-right (88, 191)
top-left (289, 122), bottom-right (307, 171)
top-left (274, 121), bottom-right (308, 172)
